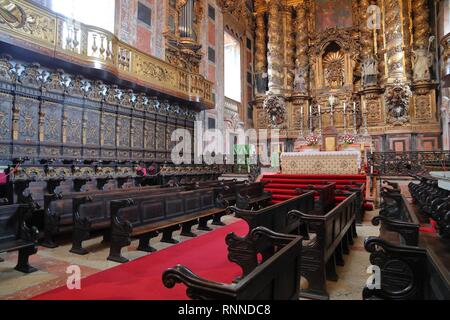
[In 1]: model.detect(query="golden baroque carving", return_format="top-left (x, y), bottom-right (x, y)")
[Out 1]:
top-left (310, 27), bottom-right (359, 58)
top-left (263, 93), bottom-right (286, 128)
top-left (0, 0), bottom-right (55, 46)
top-left (255, 12), bottom-right (266, 73)
top-left (412, 0), bottom-right (431, 49)
top-left (323, 51), bottom-right (345, 89)
top-left (414, 94), bottom-right (432, 121)
top-left (385, 80), bottom-right (412, 125)
top-left (284, 6), bottom-right (294, 91)
top-left (384, 0), bottom-right (406, 79)
top-left (267, 0), bottom-right (284, 93)
top-left (294, 1), bottom-right (309, 95)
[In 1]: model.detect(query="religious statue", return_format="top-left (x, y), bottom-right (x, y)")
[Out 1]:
top-left (293, 67), bottom-right (307, 93)
top-left (413, 48), bottom-right (433, 81)
top-left (385, 80), bottom-right (412, 125)
top-left (323, 51), bottom-right (345, 89)
top-left (361, 56), bottom-right (378, 86)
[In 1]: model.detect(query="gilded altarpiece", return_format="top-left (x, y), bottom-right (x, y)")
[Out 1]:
top-left (252, 0), bottom-right (440, 151)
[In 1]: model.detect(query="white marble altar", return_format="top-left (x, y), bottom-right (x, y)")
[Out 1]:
top-left (280, 151), bottom-right (361, 175)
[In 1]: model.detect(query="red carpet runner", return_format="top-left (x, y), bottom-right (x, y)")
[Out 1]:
top-left (32, 220), bottom-right (248, 300)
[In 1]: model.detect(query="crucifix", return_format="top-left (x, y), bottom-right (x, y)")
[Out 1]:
top-left (328, 94), bottom-right (336, 127)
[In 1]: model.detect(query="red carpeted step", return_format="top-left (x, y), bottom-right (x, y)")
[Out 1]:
top-left (264, 188), bottom-right (299, 195)
top-left (31, 221), bottom-right (249, 300)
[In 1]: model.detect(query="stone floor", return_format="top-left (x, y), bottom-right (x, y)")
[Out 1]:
top-left (0, 210), bottom-right (380, 300)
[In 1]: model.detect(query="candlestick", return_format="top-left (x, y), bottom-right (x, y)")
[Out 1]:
top-left (353, 102), bottom-right (357, 134)
top-left (309, 104), bottom-right (313, 132)
top-left (300, 105), bottom-right (304, 135)
top-left (318, 105), bottom-right (322, 133)
top-left (343, 103), bottom-right (347, 133)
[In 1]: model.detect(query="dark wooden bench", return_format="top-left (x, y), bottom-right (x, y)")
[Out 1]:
top-left (70, 185), bottom-right (193, 254)
top-left (42, 184), bottom-right (183, 249)
top-left (295, 183), bottom-right (335, 214)
top-left (409, 176), bottom-right (450, 238)
top-left (0, 204), bottom-right (39, 273)
top-left (374, 189), bottom-right (420, 246)
top-left (162, 227), bottom-right (303, 300)
top-left (363, 179), bottom-right (450, 300)
top-left (236, 181), bottom-right (272, 210)
top-left (363, 231), bottom-right (450, 300)
top-left (107, 189), bottom-right (228, 263)
top-left (289, 192), bottom-right (359, 299)
top-left (335, 183), bottom-right (365, 224)
top-left (227, 192), bottom-right (315, 277)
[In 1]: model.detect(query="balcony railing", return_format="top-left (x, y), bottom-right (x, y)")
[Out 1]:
top-left (369, 151), bottom-right (450, 176)
top-left (0, 0), bottom-right (214, 108)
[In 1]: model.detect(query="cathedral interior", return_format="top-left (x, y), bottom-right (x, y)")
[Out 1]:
top-left (0, 0), bottom-right (449, 303)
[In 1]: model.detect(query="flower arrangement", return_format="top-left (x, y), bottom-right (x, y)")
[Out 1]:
top-left (342, 133), bottom-right (356, 145)
top-left (305, 133), bottom-right (321, 146)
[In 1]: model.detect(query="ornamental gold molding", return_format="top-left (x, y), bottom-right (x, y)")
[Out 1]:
top-left (0, 0), bottom-right (213, 108)
top-left (267, 0), bottom-right (284, 94)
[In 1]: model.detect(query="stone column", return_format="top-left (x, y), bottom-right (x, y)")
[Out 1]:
top-left (255, 11), bottom-right (267, 97)
top-left (294, 0), bottom-right (309, 95)
top-left (267, 0), bottom-right (284, 94)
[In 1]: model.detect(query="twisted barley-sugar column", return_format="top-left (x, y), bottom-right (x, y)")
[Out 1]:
top-left (384, 0), bottom-right (407, 81)
top-left (294, 1), bottom-right (309, 92)
top-left (412, 0), bottom-right (431, 50)
top-left (267, 0), bottom-right (284, 93)
top-left (376, 0), bottom-right (386, 82)
top-left (402, 0), bottom-right (413, 80)
top-left (255, 12), bottom-right (267, 74)
top-left (284, 5), bottom-right (295, 92)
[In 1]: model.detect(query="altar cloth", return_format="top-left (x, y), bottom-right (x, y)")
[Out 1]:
top-left (280, 151), bottom-right (361, 175)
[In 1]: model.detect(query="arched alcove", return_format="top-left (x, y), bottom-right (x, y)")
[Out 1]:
top-left (322, 41), bottom-right (345, 89)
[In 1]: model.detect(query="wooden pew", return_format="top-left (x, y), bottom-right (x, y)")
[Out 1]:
top-left (409, 176), bottom-right (450, 238)
top-left (289, 192), bottom-right (359, 299)
top-left (0, 204), bottom-right (39, 273)
top-left (227, 192), bottom-right (314, 277)
top-left (363, 178), bottom-right (450, 300)
top-left (107, 189), bottom-right (228, 263)
top-left (235, 182), bottom-right (272, 210)
top-left (42, 184), bottom-right (182, 248)
top-left (334, 183), bottom-right (365, 224)
top-left (162, 227), bottom-right (303, 300)
top-left (374, 189), bottom-right (420, 246)
top-left (70, 185), bottom-right (193, 254)
top-left (295, 183), bottom-right (335, 214)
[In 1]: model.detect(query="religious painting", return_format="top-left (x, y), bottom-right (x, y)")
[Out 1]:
top-left (315, 0), bottom-right (353, 32)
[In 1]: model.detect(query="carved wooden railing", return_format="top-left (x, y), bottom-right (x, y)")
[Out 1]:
top-left (0, 0), bottom-right (214, 108)
top-left (368, 151), bottom-right (450, 176)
